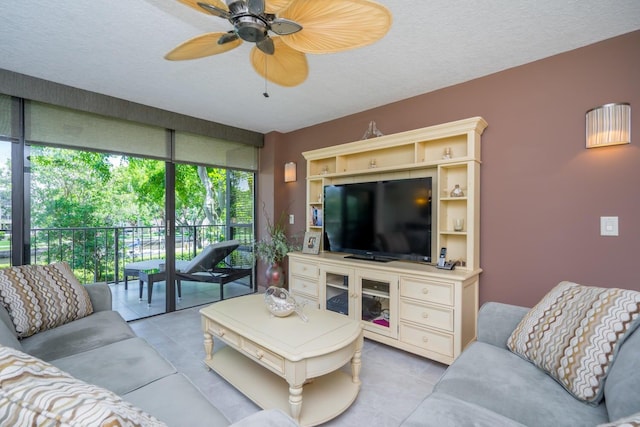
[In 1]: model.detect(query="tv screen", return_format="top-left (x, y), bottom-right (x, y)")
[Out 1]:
top-left (323, 177), bottom-right (433, 262)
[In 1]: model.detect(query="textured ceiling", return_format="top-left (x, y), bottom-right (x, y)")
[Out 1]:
top-left (1, 1), bottom-right (639, 134)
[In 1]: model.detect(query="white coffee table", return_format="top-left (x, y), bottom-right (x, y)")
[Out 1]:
top-left (200, 293), bottom-right (363, 426)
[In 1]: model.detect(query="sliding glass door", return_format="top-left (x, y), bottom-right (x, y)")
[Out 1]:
top-left (0, 141), bottom-right (10, 269)
top-left (27, 145), bottom-right (169, 319)
top-left (172, 165), bottom-right (255, 310)
top-left (25, 145), bottom-right (255, 320)
top-left (1, 95), bottom-right (258, 321)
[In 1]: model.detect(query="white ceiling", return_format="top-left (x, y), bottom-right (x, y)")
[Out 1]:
top-left (1, 1), bottom-right (639, 134)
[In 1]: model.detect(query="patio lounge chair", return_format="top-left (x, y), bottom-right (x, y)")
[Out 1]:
top-left (124, 240), bottom-right (253, 305)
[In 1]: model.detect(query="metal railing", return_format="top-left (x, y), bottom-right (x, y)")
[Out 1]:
top-left (0, 224), bottom-right (254, 284)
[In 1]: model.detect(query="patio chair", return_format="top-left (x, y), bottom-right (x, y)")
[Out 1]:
top-left (124, 240), bottom-right (253, 305)
top-left (175, 240), bottom-right (253, 301)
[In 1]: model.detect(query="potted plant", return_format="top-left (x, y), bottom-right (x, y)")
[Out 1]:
top-left (255, 212), bottom-right (297, 287)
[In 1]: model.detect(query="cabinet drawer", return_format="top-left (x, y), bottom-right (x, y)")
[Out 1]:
top-left (400, 277), bottom-right (454, 306)
top-left (290, 276), bottom-right (319, 297)
top-left (293, 293), bottom-right (319, 310)
top-left (290, 261), bottom-right (319, 279)
top-left (400, 300), bottom-right (454, 332)
top-left (206, 321), bottom-right (241, 347)
top-left (241, 339), bottom-right (285, 375)
top-left (400, 323), bottom-right (453, 358)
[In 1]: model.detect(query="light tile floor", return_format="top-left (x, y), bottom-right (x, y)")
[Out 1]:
top-left (129, 302), bottom-right (447, 426)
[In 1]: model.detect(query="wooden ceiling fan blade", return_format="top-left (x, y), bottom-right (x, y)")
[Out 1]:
top-left (178, 0), bottom-right (228, 15)
top-left (265, 0), bottom-right (294, 14)
top-left (279, 0), bottom-right (392, 54)
top-left (165, 32), bottom-right (242, 60)
top-left (250, 37), bottom-right (308, 87)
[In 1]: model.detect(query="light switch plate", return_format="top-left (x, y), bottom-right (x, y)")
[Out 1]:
top-left (600, 216), bottom-right (619, 236)
top-left (289, 214), bottom-right (295, 225)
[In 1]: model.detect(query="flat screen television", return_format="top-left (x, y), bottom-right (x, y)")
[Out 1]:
top-left (323, 177), bottom-right (433, 263)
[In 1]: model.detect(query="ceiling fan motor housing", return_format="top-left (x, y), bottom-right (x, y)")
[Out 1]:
top-left (235, 15), bottom-right (268, 42)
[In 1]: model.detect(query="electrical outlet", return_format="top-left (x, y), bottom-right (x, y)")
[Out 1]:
top-left (289, 214), bottom-right (294, 225)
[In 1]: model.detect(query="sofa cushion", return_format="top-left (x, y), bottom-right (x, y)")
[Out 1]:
top-left (0, 305), bottom-right (22, 350)
top-left (20, 310), bottom-right (137, 361)
top-left (401, 392), bottom-right (526, 427)
top-left (0, 344), bottom-right (166, 426)
top-left (435, 341), bottom-right (609, 427)
top-left (477, 302), bottom-right (529, 349)
top-left (0, 263), bottom-right (93, 338)
top-left (507, 281), bottom-right (640, 403)
top-left (604, 327), bottom-right (640, 420)
top-left (51, 337), bottom-right (177, 395)
top-left (123, 373), bottom-right (231, 427)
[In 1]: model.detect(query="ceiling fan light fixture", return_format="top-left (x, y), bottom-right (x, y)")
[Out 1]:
top-left (235, 15), bottom-right (268, 42)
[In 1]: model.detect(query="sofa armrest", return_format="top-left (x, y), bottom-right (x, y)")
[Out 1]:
top-left (229, 409), bottom-right (299, 427)
top-left (84, 283), bottom-right (112, 312)
top-left (477, 302), bottom-right (530, 349)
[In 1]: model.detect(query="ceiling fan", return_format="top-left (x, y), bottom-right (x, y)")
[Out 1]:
top-left (165, 0), bottom-right (392, 87)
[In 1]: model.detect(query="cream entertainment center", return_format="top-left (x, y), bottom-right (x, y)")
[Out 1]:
top-left (288, 117), bottom-right (487, 365)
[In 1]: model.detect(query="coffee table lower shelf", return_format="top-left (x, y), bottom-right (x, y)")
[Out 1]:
top-left (205, 346), bottom-right (359, 427)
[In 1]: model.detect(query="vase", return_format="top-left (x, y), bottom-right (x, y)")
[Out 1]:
top-left (450, 184), bottom-right (464, 197)
top-left (266, 263), bottom-right (284, 287)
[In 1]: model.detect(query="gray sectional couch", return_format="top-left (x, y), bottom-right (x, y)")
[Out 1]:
top-left (402, 301), bottom-right (640, 427)
top-left (0, 281), bottom-right (297, 427)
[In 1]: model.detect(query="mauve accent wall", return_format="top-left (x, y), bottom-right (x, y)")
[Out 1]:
top-left (259, 31), bottom-right (640, 308)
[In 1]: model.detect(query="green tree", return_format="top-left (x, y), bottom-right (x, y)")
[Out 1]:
top-left (24, 145), bottom-right (254, 280)
top-left (29, 146), bottom-right (115, 279)
top-left (30, 146), bottom-right (112, 228)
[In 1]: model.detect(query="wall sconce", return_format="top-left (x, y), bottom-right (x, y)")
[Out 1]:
top-left (284, 162), bottom-right (297, 183)
top-left (586, 103), bottom-right (631, 148)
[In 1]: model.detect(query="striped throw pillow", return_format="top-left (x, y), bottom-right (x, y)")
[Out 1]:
top-left (0, 344), bottom-right (167, 426)
top-left (507, 281), bottom-right (640, 403)
top-left (0, 263), bottom-right (93, 338)
top-left (598, 412), bottom-right (640, 427)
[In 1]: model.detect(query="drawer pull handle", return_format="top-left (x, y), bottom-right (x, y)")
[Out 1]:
top-left (217, 329), bottom-right (225, 337)
top-left (255, 350), bottom-right (264, 359)
top-left (422, 337), bottom-right (429, 343)
top-left (422, 312), bottom-right (429, 319)
top-left (422, 288), bottom-right (429, 294)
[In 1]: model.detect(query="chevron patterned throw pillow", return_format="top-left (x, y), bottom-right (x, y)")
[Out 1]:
top-left (507, 281), bottom-right (640, 404)
top-left (0, 263), bottom-right (93, 338)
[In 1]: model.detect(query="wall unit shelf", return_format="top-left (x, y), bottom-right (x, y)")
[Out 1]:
top-left (292, 117), bottom-right (487, 364)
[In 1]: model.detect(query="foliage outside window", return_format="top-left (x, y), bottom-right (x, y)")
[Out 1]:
top-left (27, 145), bottom-right (254, 283)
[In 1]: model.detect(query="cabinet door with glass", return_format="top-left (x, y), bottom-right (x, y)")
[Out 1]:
top-left (356, 269), bottom-right (398, 339)
top-left (320, 264), bottom-right (355, 318)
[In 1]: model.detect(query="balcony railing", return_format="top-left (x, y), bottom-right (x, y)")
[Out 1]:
top-left (0, 224), bottom-right (254, 284)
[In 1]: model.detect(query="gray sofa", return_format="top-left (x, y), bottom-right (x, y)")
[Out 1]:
top-left (0, 282), bottom-right (297, 427)
top-left (402, 302), bottom-right (640, 427)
